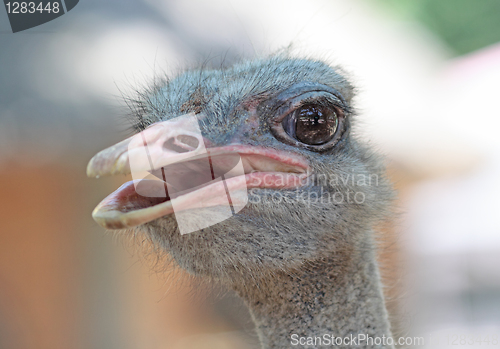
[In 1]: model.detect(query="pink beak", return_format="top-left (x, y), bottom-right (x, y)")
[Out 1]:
top-left (87, 113), bottom-right (310, 232)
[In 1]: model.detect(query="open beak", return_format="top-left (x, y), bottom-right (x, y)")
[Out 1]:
top-left (87, 114), bottom-right (310, 231)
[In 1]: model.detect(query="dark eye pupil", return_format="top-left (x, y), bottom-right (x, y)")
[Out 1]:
top-left (294, 105), bottom-right (338, 145)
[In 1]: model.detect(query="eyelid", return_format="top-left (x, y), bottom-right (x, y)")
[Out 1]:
top-left (271, 92), bottom-right (345, 124)
top-left (281, 108), bottom-right (297, 138)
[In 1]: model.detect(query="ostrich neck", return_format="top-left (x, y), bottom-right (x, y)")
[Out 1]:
top-left (232, 245), bottom-right (394, 349)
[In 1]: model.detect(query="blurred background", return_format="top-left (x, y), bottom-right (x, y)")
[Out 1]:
top-left (1, 0), bottom-right (499, 348)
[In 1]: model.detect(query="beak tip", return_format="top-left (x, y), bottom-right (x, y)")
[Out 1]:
top-left (86, 164), bottom-right (96, 178)
top-left (86, 153), bottom-right (130, 178)
top-left (92, 207), bottom-right (128, 230)
top-left (86, 156), bottom-right (101, 178)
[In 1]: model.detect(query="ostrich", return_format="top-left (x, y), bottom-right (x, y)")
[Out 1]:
top-left (87, 56), bottom-right (395, 349)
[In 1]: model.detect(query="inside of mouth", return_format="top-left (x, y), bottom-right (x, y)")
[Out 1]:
top-left (150, 153), bottom-right (242, 192)
top-left (101, 151), bottom-right (307, 215)
top-left (109, 180), bottom-right (170, 213)
top-left (107, 153), bottom-right (243, 213)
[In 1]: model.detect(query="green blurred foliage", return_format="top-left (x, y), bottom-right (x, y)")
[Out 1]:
top-left (373, 0), bottom-right (500, 55)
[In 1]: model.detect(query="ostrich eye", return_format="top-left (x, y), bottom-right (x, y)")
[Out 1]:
top-left (282, 104), bottom-right (338, 145)
top-left (267, 83), bottom-right (347, 152)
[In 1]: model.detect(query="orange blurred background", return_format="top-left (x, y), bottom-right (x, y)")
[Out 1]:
top-left (1, 0), bottom-right (500, 348)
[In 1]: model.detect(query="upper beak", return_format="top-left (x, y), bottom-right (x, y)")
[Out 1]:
top-left (87, 113), bottom-right (208, 178)
top-left (87, 113), bottom-right (310, 232)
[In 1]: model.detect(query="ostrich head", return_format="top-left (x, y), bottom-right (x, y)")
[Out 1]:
top-left (87, 56), bottom-right (392, 284)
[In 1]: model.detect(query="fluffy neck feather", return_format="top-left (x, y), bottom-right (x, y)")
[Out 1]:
top-left (232, 239), bottom-right (394, 349)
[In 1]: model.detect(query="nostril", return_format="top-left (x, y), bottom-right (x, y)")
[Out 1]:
top-left (177, 135), bottom-right (199, 149)
top-left (163, 135), bottom-right (199, 153)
